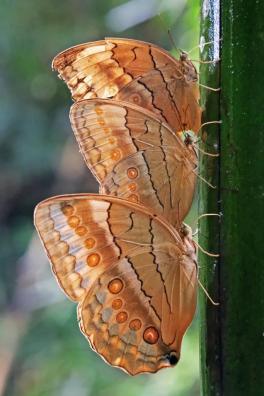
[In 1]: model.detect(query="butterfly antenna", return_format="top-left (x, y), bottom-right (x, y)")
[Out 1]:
top-left (157, 14), bottom-right (181, 56)
top-left (167, 29), bottom-right (181, 56)
top-left (198, 279), bottom-right (220, 306)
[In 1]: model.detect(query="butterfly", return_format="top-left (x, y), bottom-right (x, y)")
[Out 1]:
top-left (52, 37), bottom-right (202, 133)
top-left (34, 194), bottom-right (197, 375)
top-left (69, 98), bottom-right (198, 228)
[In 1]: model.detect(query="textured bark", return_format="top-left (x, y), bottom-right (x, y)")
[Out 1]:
top-left (199, 0), bottom-right (264, 395)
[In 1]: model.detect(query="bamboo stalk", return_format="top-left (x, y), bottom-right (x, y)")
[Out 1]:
top-left (199, 0), bottom-right (264, 394)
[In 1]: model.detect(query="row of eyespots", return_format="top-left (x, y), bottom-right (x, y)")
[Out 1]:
top-left (46, 210), bottom-right (85, 299)
top-left (61, 203), bottom-right (99, 268)
top-left (107, 277), bottom-right (159, 344)
top-left (85, 116), bottom-right (140, 202)
top-left (112, 298), bottom-right (142, 330)
top-left (127, 167), bottom-right (139, 202)
top-left (59, 204), bottom-right (159, 344)
top-left (91, 120), bottom-right (139, 196)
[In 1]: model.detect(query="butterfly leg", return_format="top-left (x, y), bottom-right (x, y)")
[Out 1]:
top-left (193, 239), bottom-right (219, 258)
top-left (198, 279), bottom-right (219, 306)
top-left (198, 120), bottom-right (222, 133)
top-left (191, 213), bottom-right (221, 229)
top-left (191, 59), bottom-right (220, 64)
top-left (187, 38), bottom-right (222, 55)
top-left (192, 214), bottom-right (221, 273)
top-left (191, 213), bottom-right (221, 238)
top-left (199, 83), bottom-right (221, 92)
top-left (195, 144), bottom-right (219, 157)
top-left (192, 168), bottom-right (216, 189)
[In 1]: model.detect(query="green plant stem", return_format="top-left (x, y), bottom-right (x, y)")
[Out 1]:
top-left (199, 0), bottom-right (264, 395)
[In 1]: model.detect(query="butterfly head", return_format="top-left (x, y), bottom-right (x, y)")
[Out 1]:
top-left (183, 131), bottom-right (198, 150)
top-left (179, 223), bottom-right (192, 237)
top-left (180, 51), bottom-right (198, 82)
top-left (180, 50), bottom-right (188, 62)
top-left (180, 223), bottom-right (197, 260)
top-left (183, 132), bottom-right (194, 146)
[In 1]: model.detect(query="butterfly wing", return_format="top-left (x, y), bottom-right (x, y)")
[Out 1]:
top-left (52, 37), bottom-right (201, 132)
top-left (115, 66), bottom-right (201, 133)
top-left (34, 194), bottom-right (197, 375)
top-left (70, 99), bottom-right (197, 227)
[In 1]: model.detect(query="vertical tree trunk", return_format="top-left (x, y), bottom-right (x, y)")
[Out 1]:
top-left (199, 0), bottom-right (264, 395)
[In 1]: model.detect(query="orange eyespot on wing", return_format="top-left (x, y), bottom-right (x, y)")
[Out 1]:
top-left (70, 99), bottom-right (198, 228)
top-left (52, 37), bottom-right (201, 133)
top-left (34, 194), bottom-right (197, 375)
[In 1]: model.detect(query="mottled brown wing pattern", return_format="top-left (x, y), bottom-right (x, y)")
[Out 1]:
top-left (34, 194), bottom-right (197, 375)
top-left (53, 37), bottom-right (201, 132)
top-left (70, 99), bottom-right (197, 227)
top-left (34, 36), bottom-right (201, 375)
top-left (115, 67), bottom-right (201, 133)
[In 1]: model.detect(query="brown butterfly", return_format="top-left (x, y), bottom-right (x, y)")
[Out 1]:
top-left (70, 98), bottom-right (198, 228)
top-left (52, 37), bottom-right (202, 133)
top-left (34, 194), bottom-right (197, 375)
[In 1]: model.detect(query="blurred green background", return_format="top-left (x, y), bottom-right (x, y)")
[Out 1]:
top-left (0, 1), bottom-right (200, 395)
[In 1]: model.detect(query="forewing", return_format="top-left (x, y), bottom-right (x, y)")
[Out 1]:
top-left (53, 37), bottom-right (201, 132)
top-left (70, 99), bottom-right (197, 226)
top-left (115, 66), bottom-right (201, 133)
